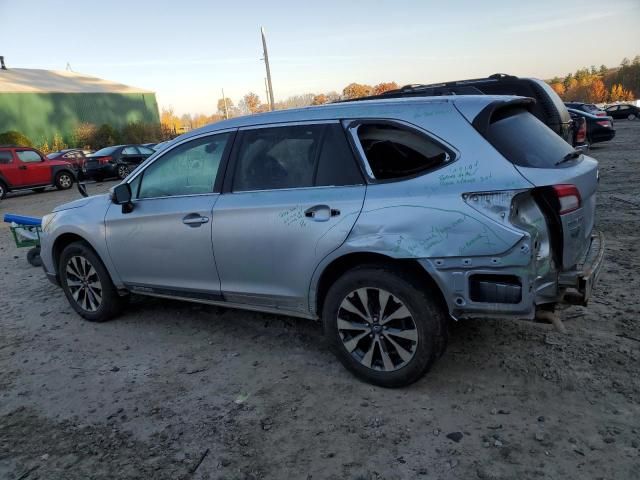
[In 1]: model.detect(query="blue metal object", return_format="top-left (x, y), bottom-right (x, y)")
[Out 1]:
top-left (3, 214), bottom-right (42, 226)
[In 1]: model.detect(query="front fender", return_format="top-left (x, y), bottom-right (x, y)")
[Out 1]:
top-left (41, 197), bottom-right (123, 288)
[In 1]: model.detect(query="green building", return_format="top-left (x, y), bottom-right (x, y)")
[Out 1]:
top-left (0, 66), bottom-right (159, 143)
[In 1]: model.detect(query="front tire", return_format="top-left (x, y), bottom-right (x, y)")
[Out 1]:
top-left (59, 242), bottom-right (125, 322)
top-left (322, 265), bottom-right (447, 387)
top-left (55, 171), bottom-right (74, 190)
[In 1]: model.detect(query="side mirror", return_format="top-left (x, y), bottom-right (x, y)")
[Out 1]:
top-left (112, 183), bottom-right (134, 213)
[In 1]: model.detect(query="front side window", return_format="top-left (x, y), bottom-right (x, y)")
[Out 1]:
top-left (355, 123), bottom-right (451, 180)
top-left (16, 150), bottom-right (43, 163)
top-left (136, 133), bottom-right (230, 199)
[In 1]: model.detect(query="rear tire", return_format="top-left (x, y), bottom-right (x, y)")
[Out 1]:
top-left (55, 171), bottom-right (74, 190)
top-left (117, 164), bottom-right (130, 180)
top-left (59, 242), bottom-right (126, 322)
top-left (322, 265), bottom-right (448, 388)
top-left (628, 113), bottom-right (637, 120)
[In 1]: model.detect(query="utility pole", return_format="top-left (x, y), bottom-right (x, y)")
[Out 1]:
top-left (261, 27), bottom-right (275, 111)
top-left (264, 78), bottom-right (270, 108)
top-left (221, 88), bottom-right (229, 119)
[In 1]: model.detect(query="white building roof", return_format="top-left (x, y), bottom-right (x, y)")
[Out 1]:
top-left (0, 68), bottom-right (153, 94)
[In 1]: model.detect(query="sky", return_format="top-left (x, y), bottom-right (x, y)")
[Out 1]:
top-left (1, 0), bottom-right (639, 115)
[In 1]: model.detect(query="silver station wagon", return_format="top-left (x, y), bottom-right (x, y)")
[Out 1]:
top-left (40, 95), bottom-right (604, 387)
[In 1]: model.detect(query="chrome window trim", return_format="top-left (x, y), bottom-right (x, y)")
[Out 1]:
top-left (131, 192), bottom-right (220, 203)
top-left (228, 184), bottom-right (362, 195)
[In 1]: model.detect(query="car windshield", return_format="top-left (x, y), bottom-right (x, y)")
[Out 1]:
top-left (46, 152), bottom-right (63, 159)
top-left (91, 146), bottom-right (119, 156)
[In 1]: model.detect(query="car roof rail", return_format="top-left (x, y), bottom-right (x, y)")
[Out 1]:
top-left (334, 73), bottom-right (521, 103)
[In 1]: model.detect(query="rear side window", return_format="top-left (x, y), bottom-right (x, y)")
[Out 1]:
top-left (232, 124), bottom-right (362, 192)
top-left (484, 108), bottom-right (574, 168)
top-left (355, 123), bottom-right (451, 180)
top-left (0, 151), bottom-right (13, 164)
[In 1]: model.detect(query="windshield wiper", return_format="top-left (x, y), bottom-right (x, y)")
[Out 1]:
top-left (555, 150), bottom-right (582, 166)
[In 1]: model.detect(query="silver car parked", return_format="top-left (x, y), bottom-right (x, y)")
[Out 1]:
top-left (40, 95), bottom-right (604, 387)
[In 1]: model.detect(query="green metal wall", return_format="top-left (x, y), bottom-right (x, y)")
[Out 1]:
top-left (0, 92), bottom-right (160, 143)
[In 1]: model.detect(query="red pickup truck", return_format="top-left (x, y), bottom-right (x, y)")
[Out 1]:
top-left (0, 146), bottom-right (76, 199)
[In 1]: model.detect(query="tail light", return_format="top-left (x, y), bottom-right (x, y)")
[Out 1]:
top-left (576, 119), bottom-right (587, 143)
top-left (98, 156), bottom-right (112, 164)
top-left (552, 184), bottom-right (581, 214)
top-left (596, 120), bottom-right (611, 128)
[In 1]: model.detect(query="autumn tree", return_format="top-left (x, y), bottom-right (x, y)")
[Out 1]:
top-left (550, 82), bottom-right (565, 97)
top-left (161, 107), bottom-right (181, 134)
top-left (372, 82), bottom-right (399, 95)
top-left (342, 83), bottom-right (373, 100)
top-left (609, 83), bottom-right (634, 102)
top-left (217, 98), bottom-right (234, 116)
top-left (241, 92), bottom-right (261, 114)
top-left (586, 79), bottom-right (607, 103)
top-left (312, 93), bottom-right (328, 105)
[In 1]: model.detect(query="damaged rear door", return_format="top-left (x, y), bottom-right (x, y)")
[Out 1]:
top-left (475, 101), bottom-right (599, 270)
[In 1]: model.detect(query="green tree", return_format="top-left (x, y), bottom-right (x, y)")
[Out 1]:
top-left (93, 124), bottom-right (118, 149)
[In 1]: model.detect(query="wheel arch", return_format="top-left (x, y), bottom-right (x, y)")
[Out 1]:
top-left (52, 232), bottom-right (102, 275)
top-left (313, 251), bottom-right (448, 318)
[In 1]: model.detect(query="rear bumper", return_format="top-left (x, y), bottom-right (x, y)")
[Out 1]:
top-left (558, 230), bottom-right (605, 306)
top-left (591, 129), bottom-right (615, 143)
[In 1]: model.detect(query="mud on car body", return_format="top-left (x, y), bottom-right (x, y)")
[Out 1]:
top-left (39, 95), bottom-right (604, 387)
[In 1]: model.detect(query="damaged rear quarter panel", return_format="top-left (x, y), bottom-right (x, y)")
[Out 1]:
top-left (309, 103), bottom-right (539, 315)
top-left (345, 106), bottom-right (533, 260)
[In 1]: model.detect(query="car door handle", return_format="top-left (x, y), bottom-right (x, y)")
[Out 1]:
top-left (304, 205), bottom-right (340, 222)
top-left (18, 165), bottom-right (27, 170)
top-left (182, 214), bottom-right (209, 227)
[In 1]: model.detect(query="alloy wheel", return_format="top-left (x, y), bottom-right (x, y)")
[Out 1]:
top-left (59, 174), bottom-right (72, 188)
top-left (118, 165), bottom-right (129, 179)
top-left (65, 256), bottom-right (103, 312)
top-left (337, 288), bottom-right (418, 372)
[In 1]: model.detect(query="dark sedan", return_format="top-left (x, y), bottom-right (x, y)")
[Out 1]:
top-left (82, 145), bottom-right (155, 181)
top-left (46, 148), bottom-right (88, 170)
top-left (567, 108), bottom-right (615, 144)
top-left (565, 102), bottom-right (607, 117)
top-left (604, 104), bottom-right (640, 120)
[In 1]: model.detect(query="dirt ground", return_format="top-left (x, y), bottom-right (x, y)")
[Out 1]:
top-left (1, 121), bottom-right (639, 480)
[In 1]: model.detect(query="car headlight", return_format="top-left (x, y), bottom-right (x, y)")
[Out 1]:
top-left (41, 213), bottom-right (57, 233)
